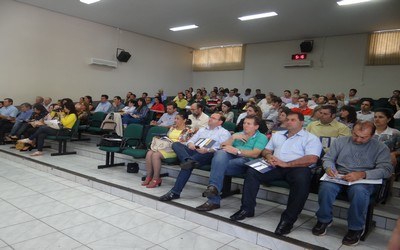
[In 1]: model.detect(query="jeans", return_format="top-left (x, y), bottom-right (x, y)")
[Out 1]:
top-left (29, 126), bottom-right (70, 151)
top-left (122, 114), bottom-right (143, 125)
top-left (207, 150), bottom-right (250, 205)
top-left (241, 167), bottom-right (311, 224)
top-left (316, 181), bottom-right (376, 230)
top-left (170, 142), bottom-right (214, 195)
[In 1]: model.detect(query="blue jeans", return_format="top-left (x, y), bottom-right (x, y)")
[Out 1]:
top-left (170, 142), bottom-right (214, 195)
top-left (207, 150), bottom-right (250, 205)
top-left (316, 181), bottom-right (377, 230)
top-left (241, 167), bottom-right (311, 224)
top-left (122, 114), bottom-right (143, 125)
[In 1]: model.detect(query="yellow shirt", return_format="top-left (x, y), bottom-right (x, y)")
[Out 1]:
top-left (306, 119), bottom-right (351, 138)
top-left (175, 99), bottom-right (188, 109)
top-left (61, 113), bottom-right (77, 129)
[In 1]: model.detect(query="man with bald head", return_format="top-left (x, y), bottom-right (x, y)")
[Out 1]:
top-left (312, 121), bottom-right (393, 246)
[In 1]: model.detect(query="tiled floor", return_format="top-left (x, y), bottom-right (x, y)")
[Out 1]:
top-left (0, 143), bottom-right (394, 249)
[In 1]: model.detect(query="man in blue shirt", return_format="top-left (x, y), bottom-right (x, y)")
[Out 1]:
top-left (230, 112), bottom-right (322, 236)
top-left (197, 115), bottom-right (268, 211)
top-left (0, 98), bottom-right (19, 144)
top-left (94, 95), bottom-right (112, 113)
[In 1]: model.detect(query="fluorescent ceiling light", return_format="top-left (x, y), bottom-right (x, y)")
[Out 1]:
top-left (337, 0), bottom-right (371, 6)
top-left (80, 0), bottom-right (101, 4)
top-left (169, 25), bottom-right (198, 32)
top-left (238, 12), bottom-right (278, 21)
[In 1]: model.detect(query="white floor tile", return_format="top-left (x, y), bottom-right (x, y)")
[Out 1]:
top-left (7, 193), bottom-right (55, 209)
top-left (22, 200), bottom-right (75, 219)
top-left (0, 220), bottom-right (56, 245)
top-left (160, 231), bottom-right (224, 250)
top-left (87, 231), bottom-right (154, 250)
top-left (111, 198), bottom-right (142, 210)
top-left (191, 226), bottom-right (235, 245)
top-left (11, 231), bottom-right (82, 250)
top-left (0, 209), bottom-right (36, 229)
top-left (101, 210), bottom-right (155, 230)
top-left (79, 201), bottom-right (129, 219)
top-left (41, 210), bottom-right (97, 231)
top-left (128, 220), bottom-right (186, 244)
top-left (60, 194), bottom-right (108, 209)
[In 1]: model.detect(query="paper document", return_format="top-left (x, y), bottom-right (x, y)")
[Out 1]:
top-left (320, 173), bottom-right (382, 186)
top-left (245, 158), bottom-right (275, 173)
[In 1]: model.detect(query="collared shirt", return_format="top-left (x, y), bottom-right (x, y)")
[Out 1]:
top-left (188, 125), bottom-right (231, 150)
top-left (0, 105), bottom-right (18, 118)
top-left (223, 96), bottom-right (239, 106)
top-left (110, 103), bottom-right (125, 112)
top-left (175, 98), bottom-right (188, 109)
top-left (257, 99), bottom-right (272, 114)
top-left (323, 137), bottom-right (393, 180)
top-left (292, 107), bottom-right (313, 116)
top-left (356, 111), bottom-right (374, 122)
top-left (306, 119), bottom-right (351, 138)
top-left (374, 126), bottom-right (400, 152)
top-left (266, 130), bottom-right (322, 163)
top-left (263, 108), bottom-right (279, 123)
top-left (16, 109), bottom-right (33, 122)
top-left (157, 111), bottom-right (178, 127)
top-left (232, 130), bottom-right (268, 159)
top-left (189, 112), bottom-right (209, 130)
top-left (94, 101), bottom-right (112, 113)
top-left (285, 103), bottom-right (299, 109)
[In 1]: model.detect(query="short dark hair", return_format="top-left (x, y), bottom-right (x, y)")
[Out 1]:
top-left (193, 102), bottom-right (203, 111)
top-left (321, 105), bottom-right (337, 116)
top-left (288, 111), bottom-right (304, 121)
top-left (20, 102), bottom-right (32, 109)
top-left (4, 98), bottom-right (13, 104)
top-left (114, 96), bottom-right (122, 101)
top-left (244, 114), bottom-right (261, 126)
top-left (215, 112), bottom-right (226, 123)
top-left (271, 96), bottom-right (282, 104)
top-left (361, 98), bottom-right (374, 106)
top-left (350, 88), bottom-right (357, 93)
top-left (298, 96), bottom-right (308, 103)
top-left (167, 102), bottom-right (177, 109)
top-left (101, 94), bottom-right (109, 99)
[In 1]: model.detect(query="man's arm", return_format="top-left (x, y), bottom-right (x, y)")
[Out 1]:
top-left (269, 155), bottom-right (319, 168)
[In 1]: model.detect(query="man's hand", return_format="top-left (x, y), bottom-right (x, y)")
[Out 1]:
top-left (267, 156), bottom-right (288, 167)
top-left (342, 171), bottom-right (366, 182)
top-left (326, 167), bottom-right (338, 177)
top-left (231, 133), bottom-right (248, 142)
top-left (196, 147), bottom-right (208, 154)
top-left (222, 145), bottom-right (239, 155)
top-left (150, 120), bottom-right (157, 126)
top-left (187, 143), bottom-right (197, 150)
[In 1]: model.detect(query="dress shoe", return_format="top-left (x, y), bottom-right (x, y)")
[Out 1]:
top-left (202, 185), bottom-right (219, 198)
top-left (342, 229), bottom-right (364, 246)
top-left (180, 159), bottom-right (200, 170)
top-left (274, 220), bottom-right (293, 236)
top-left (230, 209), bottom-right (254, 221)
top-left (159, 191), bottom-right (180, 201)
top-left (196, 202), bottom-right (220, 212)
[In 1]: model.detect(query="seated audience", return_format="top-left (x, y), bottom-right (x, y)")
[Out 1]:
top-left (18, 101), bottom-right (77, 156)
top-left (281, 90), bottom-right (292, 104)
top-left (0, 98), bottom-right (19, 144)
top-left (312, 121), bottom-right (392, 246)
top-left (94, 94), bottom-right (112, 113)
top-left (159, 113), bottom-right (231, 201)
top-left (142, 112), bottom-right (194, 188)
top-left (4, 103), bottom-right (33, 142)
top-left (254, 89), bottom-right (266, 101)
top-left (337, 105), bottom-right (357, 129)
top-left (121, 99), bottom-right (136, 114)
top-left (262, 96), bottom-right (282, 124)
top-left (124, 91), bottom-right (135, 106)
top-left (291, 96), bottom-right (312, 116)
top-left (231, 112), bottom-right (322, 236)
top-left (270, 107), bottom-right (290, 133)
top-left (150, 96), bottom-right (165, 119)
top-left (75, 102), bottom-right (90, 125)
top-left (356, 98), bottom-right (374, 122)
top-left (122, 98), bottom-right (149, 125)
top-left (197, 115), bottom-right (268, 212)
top-left (242, 98), bottom-right (256, 111)
top-left (111, 96), bottom-right (125, 112)
top-left (221, 101), bottom-right (234, 123)
top-left (173, 92), bottom-right (188, 110)
top-left (223, 89), bottom-right (239, 107)
top-left (236, 104), bottom-right (268, 134)
top-left (206, 90), bottom-right (221, 112)
top-left (84, 95), bottom-right (94, 111)
top-left (257, 94), bottom-right (273, 115)
top-left (188, 103), bottom-right (209, 132)
top-left (285, 95), bottom-right (299, 109)
top-left (43, 97), bottom-right (52, 111)
top-left (240, 88), bottom-right (253, 104)
top-left (150, 103), bottom-right (178, 127)
top-left (345, 88), bottom-right (360, 106)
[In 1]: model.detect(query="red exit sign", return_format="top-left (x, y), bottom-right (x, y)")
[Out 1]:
top-left (292, 53), bottom-right (307, 60)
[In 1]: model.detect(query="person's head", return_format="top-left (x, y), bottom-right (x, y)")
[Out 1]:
top-left (44, 97), bottom-right (52, 106)
top-left (33, 103), bottom-right (47, 114)
top-left (158, 89), bottom-right (164, 95)
top-left (154, 96), bottom-right (162, 104)
top-left (63, 101), bottom-right (77, 115)
top-left (317, 96), bottom-right (328, 105)
top-left (113, 96), bottom-right (122, 105)
top-left (100, 94), bottom-right (109, 103)
top-left (136, 98), bottom-right (146, 109)
top-left (245, 88), bottom-right (251, 95)
top-left (243, 115), bottom-right (261, 135)
top-left (360, 98), bottom-right (373, 112)
top-left (84, 95), bottom-right (92, 104)
top-left (327, 98), bottom-right (338, 107)
top-left (351, 121), bottom-right (375, 144)
top-left (278, 107), bottom-right (291, 124)
top-left (256, 89), bottom-right (261, 94)
top-left (393, 90), bottom-right (400, 97)
top-left (75, 103), bottom-right (83, 112)
top-left (208, 112), bottom-right (225, 129)
top-left (177, 92), bottom-right (184, 100)
top-left (374, 108), bottom-right (394, 128)
top-left (166, 102), bottom-right (177, 115)
top-left (283, 90), bottom-right (291, 98)
top-left (319, 105), bottom-right (337, 124)
top-left (20, 103), bottom-right (32, 112)
top-left (326, 93), bottom-right (335, 99)
top-left (190, 103), bottom-right (203, 117)
top-left (311, 94), bottom-right (320, 102)
top-left (3, 98), bottom-right (13, 107)
top-left (174, 112), bottom-right (188, 127)
top-left (340, 105), bottom-right (357, 123)
top-left (291, 94), bottom-right (299, 104)
top-left (210, 90), bottom-right (217, 98)
top-left (311, 106), bottom-right (322, 120)
top-left (265, 94), bottom-right (273, 104)
top-left (196, 92), bottom-right (203, 100)
top-left (271, 96), bottom-right (282, 109)
top-left (389, 96), bottom-right (399, 105)
top-left (35, 96), bottom-right (44, 104)
top-left (293, 89), bottom-right (300, 95)
top-left (298, 96), bottom-right (308, 109)
top-left (221, 101), bottom-right (232, 113)
top-left (229, 90), bottom-right (235, 97)
top-left (145, 97), bottom-right (152, 104)
top-left (336, 92), bottom-right (345, 101)
top-left (286, 112), bottom-right (305, 132)
top-left (126, 91), bottom-right (133, 98)
top-left (246, 104), bottom-right (262, 118)
top-left (142, 92), bottom-right (148, 98)
top-left (349, 88), bottom-right (357, 97)
top-left (186, 92), bottom-right (193, 99)
top-left (127, 99), bottom-right (135, 107)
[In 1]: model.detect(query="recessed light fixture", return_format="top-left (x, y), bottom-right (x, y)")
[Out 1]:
top-left (238, 12), bottom-right (278, 21)
top-left (80, 0), bottom-right (101, 4)
top-left (337, 0), bottom-right (371, 6)
top-left (169, 25), bottom-right (198, 32)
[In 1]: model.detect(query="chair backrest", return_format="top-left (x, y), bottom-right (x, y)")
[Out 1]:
top-left (144, 126), bottom-right (170, 148)
top-left (89, 112), bottom-right (107, 128)
top-left (222, 121), bottom-right (236, 132)
top-left (123, 124), bottom-right (144, 147)
top-left (70, 119), bottom-right (80, 137)
top-left (143, 110), bottom-right (156, 125)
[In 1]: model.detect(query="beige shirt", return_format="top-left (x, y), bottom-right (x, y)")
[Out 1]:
top-left (189, 112), bottom-right (209, 131)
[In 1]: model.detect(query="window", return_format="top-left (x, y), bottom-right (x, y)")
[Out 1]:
top-left (192, 45), bottom-right (245, 71)
top-left (367, 30), bottom-right (400, 65)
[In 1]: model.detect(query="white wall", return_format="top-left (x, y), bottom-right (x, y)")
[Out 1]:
top-left (193, 34), bottom-right (400, 99)
top-left (0, 0), bottom-right (193, 104)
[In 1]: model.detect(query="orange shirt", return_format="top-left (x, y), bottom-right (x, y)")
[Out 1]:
top-left (291, 107), bottom-right (313, 116)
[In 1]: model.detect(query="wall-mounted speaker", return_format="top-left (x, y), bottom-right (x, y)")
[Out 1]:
top-left (116, 49), bottom-right (131, 62)
top-left (300, 40), bottom-right (314, 53)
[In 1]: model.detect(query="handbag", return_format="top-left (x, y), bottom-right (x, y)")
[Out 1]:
top-left (150, 137), bottom-right (173, 152)
top-left (44, 120), bottom-right (63, 130)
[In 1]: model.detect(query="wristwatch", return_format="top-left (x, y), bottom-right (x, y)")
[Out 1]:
top-left (207, 148), bottom-right (211, 153)
top-left (237, 150), bottom-right (242, 156)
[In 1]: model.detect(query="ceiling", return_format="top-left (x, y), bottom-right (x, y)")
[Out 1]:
top-left (16, 0), bottom-right (400, 49)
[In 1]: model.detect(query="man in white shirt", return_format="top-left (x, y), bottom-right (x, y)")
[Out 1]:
top-left (263, 96), bottom-right (282, 124)
top-left (223, 90), bottom-right (239, 107)
top-left (240, 88), bottom-right (253, 103)
top-left (285, 95), bottom-right (300, 109)
top-left (356, 99), bottom-right (374, 122)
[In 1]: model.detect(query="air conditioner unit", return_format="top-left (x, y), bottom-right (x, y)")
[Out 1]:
top-left (89, 58), bottom-right (118, 68)
top-left (283, 60), bottom-right (313, 68)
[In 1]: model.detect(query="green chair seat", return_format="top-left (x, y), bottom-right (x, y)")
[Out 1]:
top-left (99, 146), bottom-right (122, 153)
top-left (162, 157), bottom-right (178, 165)
top-left (121, 148), bottom-right (147, 158)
